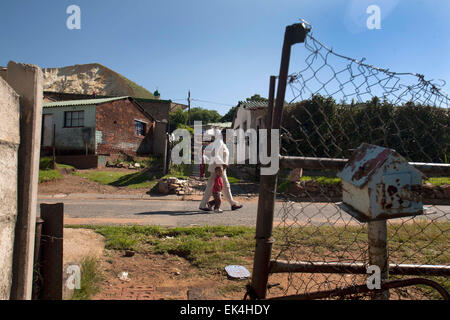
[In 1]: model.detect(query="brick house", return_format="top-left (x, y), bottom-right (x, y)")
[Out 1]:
top-left (42, 96), bottom-right (156, 168)
top-left (43, 91), bottom-right (172, 157)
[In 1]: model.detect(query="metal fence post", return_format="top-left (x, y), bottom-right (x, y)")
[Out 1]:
top-left (39, 203), bottom-right (64, 300)
top-left (368, 219), bottom-right (390, 300)
top-left (250, 23), bottom-right (309, 299)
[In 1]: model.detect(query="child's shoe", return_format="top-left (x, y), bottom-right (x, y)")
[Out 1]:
top-left (214, 208), bottom-right (223, 213)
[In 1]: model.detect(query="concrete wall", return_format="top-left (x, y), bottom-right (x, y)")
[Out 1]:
top-left (0, 67), bottom-right (7, 81)
top-left (153, 121), bottom-right (168, 156)
top-left (7, 61), bottom-right (43, 300)
top-left (0, 76), bottom-right (20, 300)
top-left (96, 99), bottom-right (154, 155)
top-left (42, 105), bottom-right (96, 154)
top-left (233, 107), bottom-right (266, 131)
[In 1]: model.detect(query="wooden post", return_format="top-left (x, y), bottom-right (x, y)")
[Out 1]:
top-left (52, 124), bottom-right (56, 168)
top-left (39, 203), bottom-right (64, 300)
top-left (266, 76), bottom-right (276, 152)
top-left (250, 23), bottom-right (309, 299)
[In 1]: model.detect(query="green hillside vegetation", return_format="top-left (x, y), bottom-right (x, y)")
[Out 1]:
top-left (97, 63), bottom-right (155, 99)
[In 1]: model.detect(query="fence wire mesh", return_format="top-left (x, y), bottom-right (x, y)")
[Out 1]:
top-left (270, 32), bottom-right (450, 300)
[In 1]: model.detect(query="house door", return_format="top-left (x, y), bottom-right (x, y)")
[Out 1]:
top-left (42, 114), bottom-right (54, 147)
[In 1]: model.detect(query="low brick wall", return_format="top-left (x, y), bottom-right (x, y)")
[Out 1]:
top-left (56, 155), bottom-right (99, 169)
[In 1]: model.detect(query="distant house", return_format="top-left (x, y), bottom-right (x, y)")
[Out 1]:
top-left (42, 96), bottom-right (156, 168)
top-left (170, 102), bottom-right (189, 112)
top-left (232, 101), bottom-right (268, 132)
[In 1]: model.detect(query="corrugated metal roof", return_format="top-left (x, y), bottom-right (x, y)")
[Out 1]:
top-left (43, 96), bottom-right (130, 108)
top-left (240, 101), bottom-right (268, 110)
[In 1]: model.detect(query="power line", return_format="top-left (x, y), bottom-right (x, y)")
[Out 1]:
top-left (190, 98), bottom-right (235, 107)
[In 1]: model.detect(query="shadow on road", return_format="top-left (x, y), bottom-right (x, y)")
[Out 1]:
top-left (135, 210), bottom-right (229, 216)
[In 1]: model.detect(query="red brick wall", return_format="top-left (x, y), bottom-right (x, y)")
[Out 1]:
top-left (96, 99), bottom-right (155, 156)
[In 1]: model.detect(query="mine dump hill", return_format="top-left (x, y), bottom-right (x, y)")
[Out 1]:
top-left (42, 63), bottom-right (155, 99)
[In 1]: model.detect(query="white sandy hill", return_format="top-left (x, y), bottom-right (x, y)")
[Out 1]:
top-left (42, 63), bottom-right (154, 99)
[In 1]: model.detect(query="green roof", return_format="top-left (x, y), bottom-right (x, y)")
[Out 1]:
top-left (43, 96), bottom-right (130, 108)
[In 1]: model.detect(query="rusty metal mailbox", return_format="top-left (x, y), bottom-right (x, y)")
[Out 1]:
top-left (337, 143), bottom-right (424, 222)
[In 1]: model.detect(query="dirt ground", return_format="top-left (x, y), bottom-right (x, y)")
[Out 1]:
top-left (93, 251), bottom-right (246, 300)
top-left (64, 228), bottom-right (105, 266)
top-left (92, 250), bottom-right (293, 300)
top-left (65, 228), bottom-right (433, 300)
top-left (63, 229), bottom-right (281, 301)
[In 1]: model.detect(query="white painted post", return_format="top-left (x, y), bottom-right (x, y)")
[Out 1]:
top-left (368, 219), bottom-right (390, 300)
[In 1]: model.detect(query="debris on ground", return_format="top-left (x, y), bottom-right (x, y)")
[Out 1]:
top-left (119, 271), bottom-right (130, 282)
top-left (225, 265), bottom-right (250, 280)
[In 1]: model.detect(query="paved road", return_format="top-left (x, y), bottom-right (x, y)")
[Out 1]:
top-left (37, 197), bottom-right (450, 227)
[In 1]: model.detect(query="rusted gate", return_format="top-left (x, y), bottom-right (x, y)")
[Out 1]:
top-left (248, 22), bottom-right (450, 300)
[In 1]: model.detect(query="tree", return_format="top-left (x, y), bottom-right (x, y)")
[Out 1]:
top-left (220, 106), bottom-right (237, 122)
top-left (190, 107), bottom-right (222, 123)
top-left (169, 109), bottom-right (188, 128)
top-left (246, 94), bottom-right (268, 102)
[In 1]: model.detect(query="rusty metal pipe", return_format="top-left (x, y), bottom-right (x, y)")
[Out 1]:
top-left (270, 260), bottom-right (450, 276)
top-left (250, 23), bottom-right (309, 300)
top-left (268, 278), bottom-right (450, 300)
top-left (280, 156), bottom-right (450, 176)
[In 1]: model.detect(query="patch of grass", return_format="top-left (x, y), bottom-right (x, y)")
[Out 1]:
top-left (69, 225), bottom-right (255, 272)
top-left (57, 163), bottom-right (76, 170)
top-left (72, 257), bottom-right (103, 300)
top-left (40, 157), bottom-right (55, 170)
top-left (227, 176), bottom-right (241, 184)
top-left (74, 170), bottom-right (155, 189)
top-left (39, 157), bottom-right (76, 183)
top-left (424, 177), bottom-right (450, 186)
top-left (38, 169), bottom-right (63, 183)
top-left (166, 164), bottom-right (193, 179)
top-left (277, 180), bottom-right (290, 193)
top-left (301, 176), bottom-right (342, 185)
top-left (281, 174), bottom-right (450, 187)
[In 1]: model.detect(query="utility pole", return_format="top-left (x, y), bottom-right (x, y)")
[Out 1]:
top-left (188, 90), bottom-right (191, 126)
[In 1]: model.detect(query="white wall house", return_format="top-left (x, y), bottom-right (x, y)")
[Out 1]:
top-left (232, 101), bottom-right (268, 132)
top-left (231, 101), bottom-right (268, 162)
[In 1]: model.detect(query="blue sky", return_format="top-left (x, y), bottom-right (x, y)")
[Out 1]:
top-left (1, 0), bottom-right (449, 115)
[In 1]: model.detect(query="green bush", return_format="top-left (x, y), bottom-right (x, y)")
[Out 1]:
top-left (282, 95), bottom-right (449, 163)
top-left (39, 157), bottom-right (55, 170)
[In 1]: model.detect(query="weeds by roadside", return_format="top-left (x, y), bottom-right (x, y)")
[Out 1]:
top-left (72, 257), bottom-right (104, 300)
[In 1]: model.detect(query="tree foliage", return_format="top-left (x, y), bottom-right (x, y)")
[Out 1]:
top-left (246, 94), bottom-right (268, 102)
top-left (281, 95), bottom-right (449, 163)
top-left (169, 107), bottom-right (222, 131)
top-left (220, 106), bottom-right (237, 122)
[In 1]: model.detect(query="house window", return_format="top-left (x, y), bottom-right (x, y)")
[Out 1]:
top-left (64, 111), bottom-right (84, 127)
top-left (134, 120), bottom-right (147, 136)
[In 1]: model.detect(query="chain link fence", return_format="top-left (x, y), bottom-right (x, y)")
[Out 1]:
top-left (262, 27), bottom-right (449, 300)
